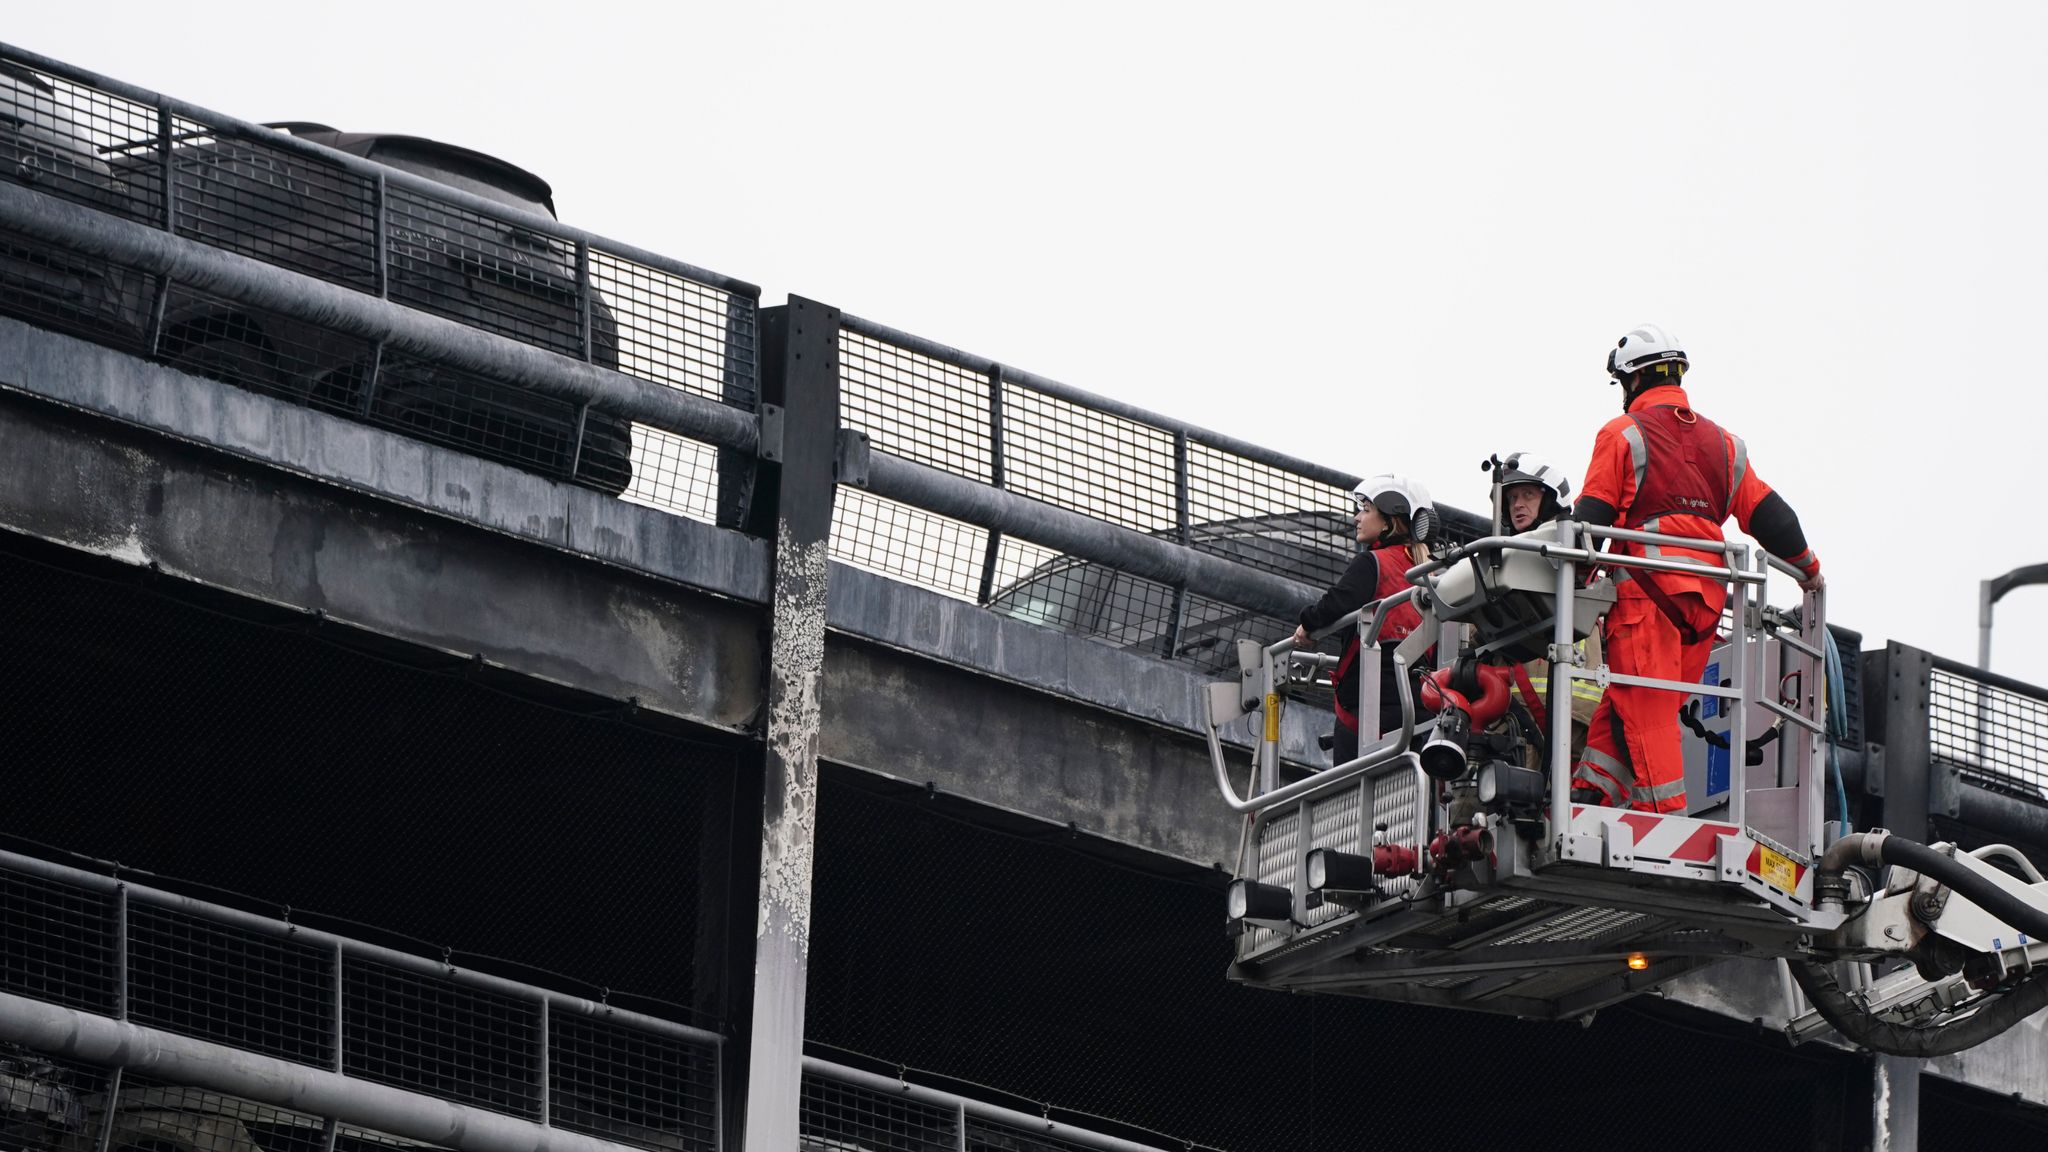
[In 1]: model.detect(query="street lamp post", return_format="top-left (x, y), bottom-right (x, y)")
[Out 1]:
top-left (1980, 563), bottom-right (2048, 670)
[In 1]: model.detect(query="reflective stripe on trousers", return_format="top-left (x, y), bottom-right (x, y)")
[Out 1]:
top-left (1574, 590), bottom-right (1722, 814)
top-left (1572, 745), bottom-right (1633, 808)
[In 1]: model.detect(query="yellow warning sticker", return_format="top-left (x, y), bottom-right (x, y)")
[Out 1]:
top-left (1758, 844), bottom-right (1797, 892)
top-left (1264, 693), bottom-right (1280, 743)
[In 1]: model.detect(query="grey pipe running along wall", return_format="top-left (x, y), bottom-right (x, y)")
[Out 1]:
top-left (0, 42), bottom-right (756, 299)
top-left (0, 991), bottom-right (641, 1152)
top-left (0, 181), bottom-right (762, 455)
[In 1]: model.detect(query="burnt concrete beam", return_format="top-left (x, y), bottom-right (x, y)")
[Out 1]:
top-left (819, 638), bottom-right (1245, 868)
top-left (0, 317), bottom-right (770, 601)
top-left (824, 561), bottom-right (1331, 764)
top-left (0, 386), bottom-right (762, 733)
top-left (0, 314), bottom-right (1329, 869)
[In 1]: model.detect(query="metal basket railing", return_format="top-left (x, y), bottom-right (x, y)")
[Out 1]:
top-left (0, 850), bottom-right (721, 1152)
top-left (0, 43), bottom-right (756, 523)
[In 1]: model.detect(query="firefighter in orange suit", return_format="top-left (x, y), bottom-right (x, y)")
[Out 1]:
top-left (1568, 325), bottom-right (1823, 813)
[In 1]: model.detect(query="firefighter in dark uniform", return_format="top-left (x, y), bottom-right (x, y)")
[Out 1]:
top-left (1293, 475), bottom-right (1438, 764)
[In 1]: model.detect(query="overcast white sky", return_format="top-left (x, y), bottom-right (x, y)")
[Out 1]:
top-left (11, 2), bottom-right (2048, 675)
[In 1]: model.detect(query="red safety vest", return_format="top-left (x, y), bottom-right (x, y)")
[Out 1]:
top-left (1623, 404), bottom-right (1733, 528)
top-left (1332, 545), bottom-right (1424, 734)
top-left (1619, 403), bottom-right (1732, 644)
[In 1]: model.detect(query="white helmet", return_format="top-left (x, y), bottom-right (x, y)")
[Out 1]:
top-left (1351, 474), bottom-right (1438, 545)
top-left (1494, 451), bottom-right (1572, 505)
top-left (1606, 323), bottom-right (1688, 380)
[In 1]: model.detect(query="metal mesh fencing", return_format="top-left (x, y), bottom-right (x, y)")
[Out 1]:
top-left (0, 47), bottom-right (755, 517)
top-left (839, 329), bottom-right (993, 482)
top-left (0, 1043), bottom-right (110, 1152)
top-left (833, 318), bottom-right (1370, 673)
top-left (112, 1078), bottom-right (333, 1152)
top-left (128, 903), bottom-right (334, 1066)
top-left (170, 119), bottom-right (380, 294)
top-left (385, 187), bottom-right (582, 356)
top-left (336, 1123), bottom-right (451, 1152)
top-left (342, 960), bottom-right (542, 1118)
top-left (967, 1118), bottom-right (1108, 1152)
top-left (1930, 665), bottom-right (2048, 801)
top-left (0, 61), bottom-right (161, 224)
top-left (0, 865), bottom-right (115, 1013)
top-left (550, 1013), bottom-right (719, 1152)
top-left (1000, 385), bottom-right (1177, 534)
top-left (155, 281), bottom-right (378, 416)
top-left (0, 857), bottom-right (722, 1146)
top-left (0, 540), bottom-right (733, 1151)
top-left (620, 426), bottom-right (724, 523)
top-left (985, 538), bottom-right (1182, 660)
top-left (798, 1072), bottom-right (959, 1152)
top-left (0, 1052), bottom-right (488, 1152)
top-left (832, 490), bottom-right (991, 602)
top-left (0, 233), bottom-right (152, 353)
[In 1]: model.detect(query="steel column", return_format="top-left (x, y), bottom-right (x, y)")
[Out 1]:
top-left (363, 169), bottom-right (391, 416)
top-left (113, 884), bottom-right (128, 1020)
top-left (90, 1066), bottom-right (124, 1152)
top-left (975, 364), bottom-right (1005, 605)
top-left (145, 99), bottom-right (174, 355)
top-left (737, 298), bottom-right (841, 1152)
top-left (1869, 641), bottom-right (1933, 1152)
top-left (1872, 1051), bottom-right (1919, 1152)
top-left (1876, 642), bottom-right (1935, 842)
top-left (1164, 429), bottom-right (1191, 658)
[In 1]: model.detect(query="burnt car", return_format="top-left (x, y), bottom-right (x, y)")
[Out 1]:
top-left (983, 503), bottom-right (1490, 673)
top-left (0, 62), bottom-right (153, 347)
top-left (0, 1044), bottom-right (88, 1152)
top-left (152, 124), bottom-right (633, 494)
top-left (0, 61), bottom-right (630, 495)
top-left (985, 511), bottom-right (1355, 673)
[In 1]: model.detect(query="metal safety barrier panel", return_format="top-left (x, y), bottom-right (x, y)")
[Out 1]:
top-left (832, 316), bottom-right (1487, 676)
top-left (0, 852), bottom-right (720, 1152)
top-left (798, 1059), bottom-right (1217, 1152)
top-left (0, 44), bottom-right (757, 525)
top-left (1930, 658), bottom-right (2048, 803)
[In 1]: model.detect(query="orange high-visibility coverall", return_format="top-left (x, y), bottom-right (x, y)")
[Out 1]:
top-left (1571, 384), bottom-right (1818, 813)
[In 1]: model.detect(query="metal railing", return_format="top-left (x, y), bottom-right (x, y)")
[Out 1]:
top-left (798, 1059), bottom-right (1206, 1152)
top-left (834, 316), bottom-right (1488, 675)
top-left (0, 850), bottom-right (721, 1152)
top-left (0, 43), bottom-right (757, 524)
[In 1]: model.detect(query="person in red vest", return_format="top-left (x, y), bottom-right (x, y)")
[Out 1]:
top-left (1293, 475), bottom-right (1438, 765)
top-left (1569, 325), bottom-right (1823, 813)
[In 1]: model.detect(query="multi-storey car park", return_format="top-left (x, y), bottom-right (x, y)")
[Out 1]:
top-left (5, 41), bottom-right (2048, 1152)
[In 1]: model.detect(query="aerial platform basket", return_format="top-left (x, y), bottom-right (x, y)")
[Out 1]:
top-left (1208, 521), bottom-right (1843, 1021)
